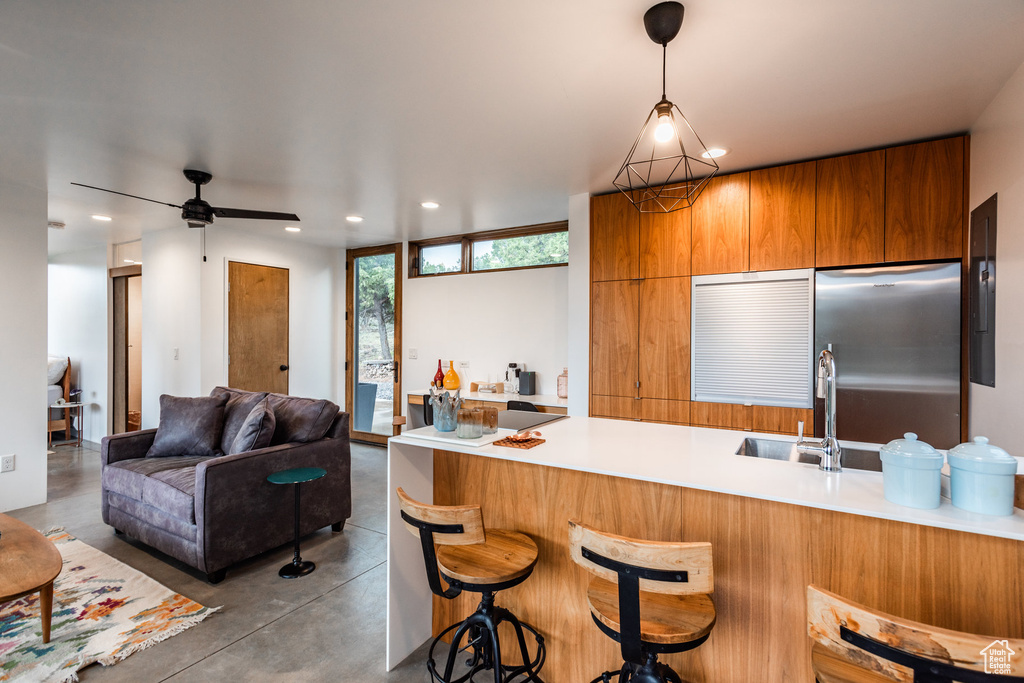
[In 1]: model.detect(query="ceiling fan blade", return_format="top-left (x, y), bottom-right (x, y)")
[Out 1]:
top-left (70, 182), bottom-right (182, 209)
top-left (212, 207), bottom-right (300, 221)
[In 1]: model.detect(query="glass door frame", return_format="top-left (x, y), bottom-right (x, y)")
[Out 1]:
top-left (345, 243), bottom-right (403, 445)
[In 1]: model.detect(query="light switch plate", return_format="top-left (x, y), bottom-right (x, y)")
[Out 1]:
top-left (459, 361), bottom-right (470, 370)
top-left (408, 348), bottom-right (418, 360)
top-left (1, 455), bottom-right (14, 473)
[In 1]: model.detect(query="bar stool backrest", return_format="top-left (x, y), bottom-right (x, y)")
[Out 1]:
top-left (807, 585), bottom-right (1024, 682)
top-left (568, 519), bottom-right (713, 595)
top-left (396, 488), bottom-right (485, 546)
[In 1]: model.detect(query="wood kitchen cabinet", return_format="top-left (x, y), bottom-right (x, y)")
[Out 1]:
top-left (750, 162), bottom-right (815, 271)
top-left (639, 277), bottom-right (690, 401)
top-left (691, 173), bottom-right (750, 276)
top-left (752, 405), bottom-right (814, 436)
top-left (640, 399), bottom-right (690, 425)
top-left (815, 150), bottom-right (885, 268)
top-left (590, 396), bottom-right (641, 421)
top-left (591, 192), bottom-right (638, 282)
top-left (590, 280), bottom-right (638, 398)
top-left (640, 208), bottom-right (691, 278)
top-left (885, 137), bottom-right (965, 262)
top-left (690, 401), bottom-right (752, 430)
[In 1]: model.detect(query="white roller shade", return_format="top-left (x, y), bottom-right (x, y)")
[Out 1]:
top-left (691, 270), bottom-right (813, 408)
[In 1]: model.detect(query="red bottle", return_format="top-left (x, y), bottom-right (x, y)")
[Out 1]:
top-left (433, 360), bottom-right (444, 389)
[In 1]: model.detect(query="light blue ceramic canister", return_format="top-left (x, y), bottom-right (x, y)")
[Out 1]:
top-left (947, 436), bottom-right (1018, 516)
top-left (879, 433), bottom-right (944, 509)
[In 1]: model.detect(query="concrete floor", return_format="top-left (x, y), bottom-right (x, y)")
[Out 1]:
top-left (7, 441), bottom-right (444, 682)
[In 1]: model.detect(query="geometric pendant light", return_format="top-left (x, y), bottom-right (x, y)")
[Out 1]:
top-left (613, 2), bottom-right (719, 213)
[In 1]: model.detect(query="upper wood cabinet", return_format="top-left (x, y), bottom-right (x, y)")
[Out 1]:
top-left (591, 192), bottom-right (639, 281)
top-left (815, 150), bottom-right (885, 268)
top-left (591, 280), bottom-right (639, 397)
top-left (885, 137), bottom-right (965, 262)
top-left (640, 208), bottom-right (691, 278)
top-left (691, 173), bottom-right (750, 276)
top-left (750, 162), bottom-right (815, 271)
top-left (639, 277), bottom-right (690, 401)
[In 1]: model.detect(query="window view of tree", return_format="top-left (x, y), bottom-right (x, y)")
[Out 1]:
top-left (419, 243), bottom-right (461, 274)
top-left (473, 232), bottom-right (569, 271)
top-left (357, 254), bottom-right (395, 361)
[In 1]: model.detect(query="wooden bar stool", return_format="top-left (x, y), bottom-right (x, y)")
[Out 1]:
top-left (396, 488), bottom-right (546, 683)
top-left (568, 519), bottom-right (716, 683)
top-left (807, 585), bottom-right (1024, 682)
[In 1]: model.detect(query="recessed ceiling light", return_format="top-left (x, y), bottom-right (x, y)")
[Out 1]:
top-left (346, 215), bottom-right (363, 223)
top-left (701, 148), bottom-right (729, 159)
top-left (91, 214), bottom-right (112, 221)
top-left (285, 226), bottom-right (301, 233)
top-left (420, 201), bottom-right (440, 209)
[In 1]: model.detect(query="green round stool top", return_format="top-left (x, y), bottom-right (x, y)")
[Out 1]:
top-left (267, 467), bottom-right (326, 485)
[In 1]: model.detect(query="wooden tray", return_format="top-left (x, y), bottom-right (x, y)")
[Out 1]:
top-left (493, 437), bottom-right (546, 450)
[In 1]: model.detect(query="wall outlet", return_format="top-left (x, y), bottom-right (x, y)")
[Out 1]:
top-left (408, 348), bottom-right (418, 360)
top-left (1, 455), bottom-right (14, 473)
top-left (173, 347), bottom-right (179, 360)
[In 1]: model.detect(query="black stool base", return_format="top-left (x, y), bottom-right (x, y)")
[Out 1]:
top-left (279, 560), bottom-right (316, 578)
top-left (591, 657), bottom-right (683, 683)
top-left (426, 593), bottom-right (545, 683)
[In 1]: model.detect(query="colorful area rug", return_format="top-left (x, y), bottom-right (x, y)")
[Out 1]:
top-left (0, 530), bottom-right (219, 682)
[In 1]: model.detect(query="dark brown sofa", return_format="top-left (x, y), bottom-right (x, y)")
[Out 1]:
top-left (100, 388), bottom-right (351, 583)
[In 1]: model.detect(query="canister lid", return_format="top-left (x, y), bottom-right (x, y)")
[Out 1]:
top-left (948, 436), bottom-right (1018, 475)
top-left (880, 433), bottom-right (943, 469)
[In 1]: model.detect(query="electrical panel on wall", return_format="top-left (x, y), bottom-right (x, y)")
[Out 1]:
top-left (969, 194), bottom-right (997, 387)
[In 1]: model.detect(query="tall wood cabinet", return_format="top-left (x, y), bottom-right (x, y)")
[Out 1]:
top-left (590, 135), bottom-right (969, 437)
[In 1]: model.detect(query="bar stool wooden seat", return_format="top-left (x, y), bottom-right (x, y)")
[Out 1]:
top-left (397, 488), bottom-right (546, 683)
top-left (807, 585), bottom-right (1024, 682)
top-left (568, 519), bottom-right (715, 683)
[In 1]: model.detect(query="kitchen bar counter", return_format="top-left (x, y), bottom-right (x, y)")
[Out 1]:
top-left (386, 417), bottom-right (1024, 680)
top-left (407, 389), bottom-right (568, 412)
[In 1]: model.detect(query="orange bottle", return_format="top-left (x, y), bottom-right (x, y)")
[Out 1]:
top-left (443, 360), bottom-right (461, 390)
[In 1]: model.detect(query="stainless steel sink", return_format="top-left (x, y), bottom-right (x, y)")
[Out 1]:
top-left (735, 438), bottom-right (883, 472)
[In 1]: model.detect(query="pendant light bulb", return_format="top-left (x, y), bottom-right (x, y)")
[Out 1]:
top-left (655, 112), bottom-right (674, 143)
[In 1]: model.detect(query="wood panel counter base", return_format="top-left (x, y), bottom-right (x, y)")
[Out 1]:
top-left (431, 450), bottom-right (1024, 683)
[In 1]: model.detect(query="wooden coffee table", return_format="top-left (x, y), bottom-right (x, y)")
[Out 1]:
top-left (0, 513), bottom-right (64, 643)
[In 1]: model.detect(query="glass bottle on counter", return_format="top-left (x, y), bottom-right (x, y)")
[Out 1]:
top-left (557, 367), bottom-right (568, 399)
top-left (443, 360), bottom-right (461, 390)
top-left (433, 359), bottom-right (444, 389)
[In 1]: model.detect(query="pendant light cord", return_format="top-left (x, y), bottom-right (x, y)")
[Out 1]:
top-left (662, 43), bottom-right (667, 101)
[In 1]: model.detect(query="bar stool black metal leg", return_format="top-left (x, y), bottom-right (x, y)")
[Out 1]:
top-left (279, 482), bottom-right (315, 578)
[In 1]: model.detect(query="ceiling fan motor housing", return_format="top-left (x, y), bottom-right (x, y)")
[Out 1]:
top-left (182, 198), bottom-right (214, 227)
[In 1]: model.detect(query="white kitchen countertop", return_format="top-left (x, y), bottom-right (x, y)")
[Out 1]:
top-left (407, 389), bottom-right (568, 409)
top-left (391, 416), bottom-right (1024, 542)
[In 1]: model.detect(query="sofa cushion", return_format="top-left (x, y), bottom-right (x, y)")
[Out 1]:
top-left (211, 387), bottom-right (269, 454)
top-left (228, 397), bottom-right (276, 454)
top-left (267, 394), bottom-right (339, 445)
top-left (103, 456), bottom-right (212, 523)
top-left (148, 394), bottom-right (229, 457)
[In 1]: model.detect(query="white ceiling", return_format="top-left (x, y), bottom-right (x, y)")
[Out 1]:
top-left (3, 1), bottom-right (1023, 255)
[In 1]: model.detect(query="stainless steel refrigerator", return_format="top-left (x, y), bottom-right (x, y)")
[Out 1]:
top-left (814, 263), bottom-right (961, 449)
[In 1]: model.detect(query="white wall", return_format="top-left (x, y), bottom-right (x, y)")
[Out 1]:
top-left (403, 265), bottom-right (568, 404)
top-left (141, 228), bottom-right (203, 428)
top-left (968, 58), bottom-right (1024, 446)
top-left (0, 181), bottom-right (48, 512)
top-left (47, 246), bottom-right (109, 443)
top-left (567, 193), bottom-right (590, 416)
top-left (199, 226), bottom-right (338, 401)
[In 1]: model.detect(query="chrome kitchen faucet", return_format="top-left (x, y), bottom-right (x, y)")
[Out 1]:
top-left (797, 347), bottom-right (842, 472)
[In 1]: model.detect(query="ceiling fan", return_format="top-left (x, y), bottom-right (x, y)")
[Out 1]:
top-left (71, 169), bottom-right (300, 228)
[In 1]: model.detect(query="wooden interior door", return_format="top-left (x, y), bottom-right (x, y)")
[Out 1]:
top-left (228, 261), bottom-right (289, 394)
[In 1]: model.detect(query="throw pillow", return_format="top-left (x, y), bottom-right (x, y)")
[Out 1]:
top-left (211, 386), bottom-right (269, 453)
top-left (267, 394), bottom-right (340, 445)
top-left (147, 394), bottom-right (229, 458)
top-left (228, 398), bottom-right (276, 455)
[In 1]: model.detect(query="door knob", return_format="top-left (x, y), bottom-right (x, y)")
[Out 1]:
top-left (280, 364), bottom-right (289, 371)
